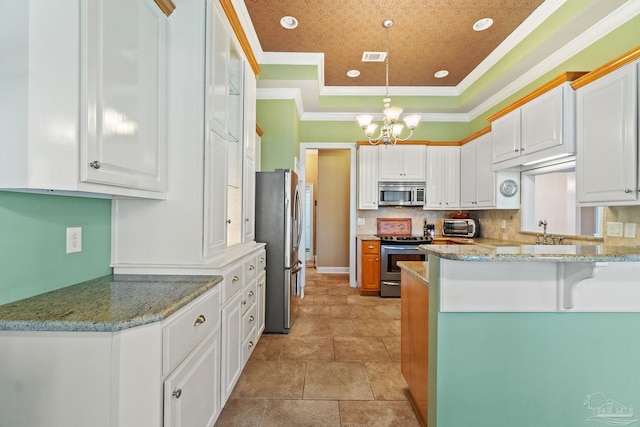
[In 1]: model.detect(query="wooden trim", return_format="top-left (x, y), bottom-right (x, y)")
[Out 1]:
top-left (153, 0), bottom-right (175, 16)
top-left (571, 45), bottom-right (640, 90)
top-left (458, 126), bottom-right (491, 145)
top-left (256, 124), bottom-right (264, 137)
top-left (219, 0), bottom-right (261, 76)
top-left (487, 72), bottom-right (588, 123)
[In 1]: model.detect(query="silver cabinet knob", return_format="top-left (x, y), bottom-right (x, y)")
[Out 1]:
top-left (248, 265), bottom-right (255, 271)
top-left (514, 149), bottom-right (519, 153)
top-left (232, 276), bottom-right (239, 283)
top-left (248, 341), bottom-right (254, 348)
top-left (226, 219), bottom-right (232, 224)
top-left (193, 314), bottom-right (206, 326)
top-left (625, 189), bottom-right (632, 193)
top-left (245, 217), bottom-right (249, 222)
top-left (248, 290), bottom-right (254, 297)
top-left (172, 389), bottom-right (182, 399)
top-left (249, 316), bottom-right (255, 322)
top-left (89, 161), bottom-right (101, 169)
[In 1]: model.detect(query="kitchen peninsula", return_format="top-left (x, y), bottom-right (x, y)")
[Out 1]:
top-left (400, 244), bottom-right (640, 427)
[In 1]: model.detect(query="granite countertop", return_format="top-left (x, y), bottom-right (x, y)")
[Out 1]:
top-left (0, 274), bottom-right (222, 332)
top-left (398, 261), bottom-right (428, 283)
top-left (420, 243), bottom-right (640, 262)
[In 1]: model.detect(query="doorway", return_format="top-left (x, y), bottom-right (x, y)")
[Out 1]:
top-left (298, 143), bottom-right (357, 293)
top-left (305, 183), bottom-right (314, 264)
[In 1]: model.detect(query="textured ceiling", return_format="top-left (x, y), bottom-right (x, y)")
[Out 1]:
top-left (244, 0), bottom-right (545, 87)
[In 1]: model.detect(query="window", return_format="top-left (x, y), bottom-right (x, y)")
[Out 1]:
top-left (521, 160), bottom-right (602, 237)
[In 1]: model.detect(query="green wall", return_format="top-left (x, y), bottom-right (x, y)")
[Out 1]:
top-left (257, 99), bottom-right (300, 171)
top-left (0, 192), bottom-right (112, 305)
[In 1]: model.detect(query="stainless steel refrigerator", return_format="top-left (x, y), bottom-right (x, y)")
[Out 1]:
top-left (255, 169), bottom-right (303, 333)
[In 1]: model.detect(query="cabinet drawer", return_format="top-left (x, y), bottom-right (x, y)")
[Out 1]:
top-left (256, 249), bottom-right (266, 272)
top-left (163, 287), bottom-right (220, 376)
top-left (242, 303), bottom-right (257, 342)
top-left (222, 263), bottom-right (244, 303)
top-left (244, 256), bottom-right (258, 282)
top-left (362, 241), bottom-right (380, 254)
top-left (241, 281), bottom-right (257, 315)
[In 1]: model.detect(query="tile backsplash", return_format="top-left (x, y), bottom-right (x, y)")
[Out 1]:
top-left (357, 205), bottom-right (640, 246)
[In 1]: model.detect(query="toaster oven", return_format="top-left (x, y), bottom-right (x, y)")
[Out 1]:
top-left (442, 218), bottom-right (479, 237)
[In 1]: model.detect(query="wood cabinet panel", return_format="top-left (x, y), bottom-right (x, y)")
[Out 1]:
top-left (357, 239), bottom-right (380, 295)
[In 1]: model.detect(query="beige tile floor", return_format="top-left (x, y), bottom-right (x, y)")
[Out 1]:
top-left (215, 268), bottom-right (421, 427)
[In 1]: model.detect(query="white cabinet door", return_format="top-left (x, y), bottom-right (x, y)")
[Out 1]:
top-left (378, 145), bottom-right (425, 181)
top-left (358, 145), bottom-right (379, 209)
top-left (378, 145), bottom-right (404, 180)
top-left (256, 271), bottom-right (266, 335)
top-left (221, 290), bottom-right (243, 402)
top-left (403, 145), bottom-right (426, 181)
top-left (164, 330), bottom-right (220, 427)
top-left (243, 155), bottom-right (256, 242)
top-left (460, 135), bottom-right (495, 208)
top-left (521, 85), bottom-right (564, 155)
top-left (204, 129), bottom-right (228, 257)
top-left (475, 134), bottom-right (496, 207)
top-left (425, 146), bottom-right (444, 208)
top-left (81, 0), bottom-right (167, 192)
top-left (426, 146), bottom-right (459, 209)
top-left (492, 109), bottom-right (521, 163)
top-left (460, 142), bottom-right (477, 208)
top-left (576, 62), bottom-right (638, 204)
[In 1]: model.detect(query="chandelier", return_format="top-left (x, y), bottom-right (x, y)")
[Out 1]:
top-left (356, 19), bottom-right (421, 145)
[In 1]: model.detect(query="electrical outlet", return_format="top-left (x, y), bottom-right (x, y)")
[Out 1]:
top-left (606, 222), bottom-right (623, 238)
top-left (357, 217), bottom-right (365, 226)
top-left (500, 219), bottom-right (507, 229)
top-left (66, 227), bottom-right (82, 254)
top-left (624, 223), bottom-right (636, 238)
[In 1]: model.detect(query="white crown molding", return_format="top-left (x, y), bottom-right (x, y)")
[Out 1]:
top-left (457, 0), bottom-right (567, 94)
top-left (468, 0), bottom-right (640, 121)
top-left (256, 87), bottom-right (305, 118)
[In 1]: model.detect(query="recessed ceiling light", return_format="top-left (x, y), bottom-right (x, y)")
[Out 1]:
top-left (280, 16), bottom-right (298, 29)
top-left (347, 70), bottom-right (360, 78)
top-left (473, 18), bottom-right (493, 31)
top-left (434, 70), bottom-right (449, 78)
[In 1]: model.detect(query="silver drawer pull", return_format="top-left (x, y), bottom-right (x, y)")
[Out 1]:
top-left (259, 257), bottom-right (265, 263)
top-left (368, 245), bottom-right (375, 249)
top-left (194, 315), bottom-right (206, 326)
top-left (248, 265), bottom-right (255, 271)
top-left (249, 316), bottom-right (255, 322)
top-left (248, 290), bottom-right (254, 297)
top-left (172, 389), bottom-right (182, 399)
top-left (248, 341), bottom-right (254, 348)
top-left (232, 275), bottom-right (239, 283)
top-left (242, 300), bottom-right (247, 305)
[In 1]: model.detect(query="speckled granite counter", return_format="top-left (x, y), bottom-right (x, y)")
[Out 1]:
top-left (0, 274), bottom-right (222, 332)
top-left (420, 243), bottom-right (640, 262)
top-left (397, 261), bottom-right (428, 283)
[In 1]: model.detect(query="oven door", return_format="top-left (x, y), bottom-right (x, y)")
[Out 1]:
top-left (380, 244), bottom-right (426, 297)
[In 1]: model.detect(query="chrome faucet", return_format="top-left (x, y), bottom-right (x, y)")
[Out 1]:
top-left (538, 220), bottom-right (548, 244)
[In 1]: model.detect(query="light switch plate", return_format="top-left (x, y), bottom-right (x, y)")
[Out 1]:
top-left (357, 217), bottom-right (365, 226)
top-left (607, 222), bottom-right (623, 237)
top-left (624, 223), bottom-right (636, 238)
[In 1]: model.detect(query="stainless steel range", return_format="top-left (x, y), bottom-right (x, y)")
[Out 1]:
top-left (375, 217), bottom-right (433, 298)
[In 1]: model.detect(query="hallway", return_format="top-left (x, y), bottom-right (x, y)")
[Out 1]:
top-left (215, 268), bottom-right (420, 426)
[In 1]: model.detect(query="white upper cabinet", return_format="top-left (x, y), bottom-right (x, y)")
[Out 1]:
top-left (491, 82), bottom-right (576, 170)
top-left (0, 0), bottom-right (167, 198)
top-left (576, 61), bottom-right (638, 205)
top-left (378, 145), bottom-right (426, 181)
top-left (425, 146), bottom-right (460, 209)
top-left (357, 145), bottom-right (379, 209)
top-left (111, 0), bottom-right (260, 270)
top-left (462, 133), bottom-right (519, 210)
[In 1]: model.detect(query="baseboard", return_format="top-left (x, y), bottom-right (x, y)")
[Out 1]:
top-left (315, 266), bottom-right (349, 274)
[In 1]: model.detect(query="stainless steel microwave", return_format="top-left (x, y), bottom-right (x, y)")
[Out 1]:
top-left (379, 182), bottom-right (425, 206)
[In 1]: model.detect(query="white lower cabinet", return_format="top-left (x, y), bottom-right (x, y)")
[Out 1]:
top-left (164, 331), bottom-right (220, 427)
top-left (220, 247), bottom-right (266, 407)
